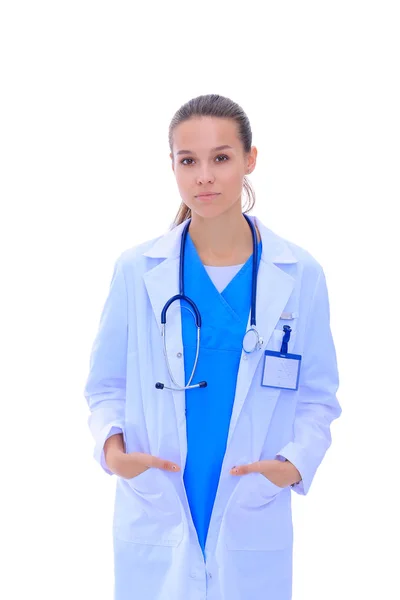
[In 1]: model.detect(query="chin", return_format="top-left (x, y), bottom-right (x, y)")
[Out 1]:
top-left (191, 205), bottom-right (228, 220)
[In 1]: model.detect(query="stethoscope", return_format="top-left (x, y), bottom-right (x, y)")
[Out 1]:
top-left (155, 214), bottom-right (263, 391)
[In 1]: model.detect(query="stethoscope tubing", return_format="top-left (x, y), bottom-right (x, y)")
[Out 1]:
top-left (156, 214), bottom-right (259, 391)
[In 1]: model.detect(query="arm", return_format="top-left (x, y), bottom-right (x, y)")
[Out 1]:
top-left (83, 256), bottom-right (127, 476)
top-left (275, 266), bottom-right (342, 495)
top-left (102, 427), bottom-right (125, 473)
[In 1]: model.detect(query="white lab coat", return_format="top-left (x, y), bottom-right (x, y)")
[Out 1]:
top-left (84, 215), bottom-right (341, 600)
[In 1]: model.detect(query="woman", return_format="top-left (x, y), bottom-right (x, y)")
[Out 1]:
top-left (84, 94), bottom-right (342, 600)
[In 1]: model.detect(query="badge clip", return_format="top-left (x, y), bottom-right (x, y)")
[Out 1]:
top-left (280, 325), bottom-right (292, 355)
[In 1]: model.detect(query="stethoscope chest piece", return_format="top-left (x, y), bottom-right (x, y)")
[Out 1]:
top-left (242, 327), bottom-right (263, 354)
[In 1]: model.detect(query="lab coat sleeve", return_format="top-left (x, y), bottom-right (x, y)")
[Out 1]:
top-left (275, 266), bottom-right (342, 495)
top-left (83, 255), bottom-right (127, 476)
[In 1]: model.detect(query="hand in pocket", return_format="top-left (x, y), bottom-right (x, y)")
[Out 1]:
top-left (113, 452), bottom-right (181, 480)
top-left (230, 459), bottom-right (291, 488)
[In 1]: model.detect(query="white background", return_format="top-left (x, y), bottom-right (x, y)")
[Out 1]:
top-left (1, 1), bottom-right (399, 598)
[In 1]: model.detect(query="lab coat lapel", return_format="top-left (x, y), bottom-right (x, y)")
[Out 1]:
top-left (142, 223), bottom-right (188, 466)
top-left (225, 217), bottom-right (298, 450)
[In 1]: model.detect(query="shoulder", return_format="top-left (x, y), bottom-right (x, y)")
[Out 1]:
top-left (258, 218), bottom-right (324, 282)
top-left (261, 225), bottom-right (333, 324)
top-left (284, 236), bottom-right (323, 276)
top-left (113, 234), bottom-right (165, 271)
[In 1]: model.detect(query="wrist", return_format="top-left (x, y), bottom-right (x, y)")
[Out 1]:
top-left (105, 448), bottom-right (126, 474)
top-left (282, 459), bottom-right (302, 486)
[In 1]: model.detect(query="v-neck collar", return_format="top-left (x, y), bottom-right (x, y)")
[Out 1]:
top-left (187, 232), bottom-right (262, 294)
top-left (185, 232), bottom-right (262, 327)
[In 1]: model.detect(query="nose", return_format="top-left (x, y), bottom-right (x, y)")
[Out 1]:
top-left (196, 165), bottom-right (215, 185)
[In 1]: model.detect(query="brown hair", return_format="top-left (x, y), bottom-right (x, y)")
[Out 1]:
top-left (169, 94), bottom-right (256, 228)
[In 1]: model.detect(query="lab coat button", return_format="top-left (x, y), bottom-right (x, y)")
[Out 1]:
top-left (177, 352), bottom-right (182, 358)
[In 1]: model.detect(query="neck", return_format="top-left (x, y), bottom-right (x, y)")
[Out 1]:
top-left (188, 207), bottom-right (260, 267)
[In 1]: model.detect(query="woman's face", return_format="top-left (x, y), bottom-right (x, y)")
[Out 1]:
top-left (170, 117), bottom-right (257, 220)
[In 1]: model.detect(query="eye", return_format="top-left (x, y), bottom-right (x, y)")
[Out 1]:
top-left (180, 154), bottom-right (230, 166)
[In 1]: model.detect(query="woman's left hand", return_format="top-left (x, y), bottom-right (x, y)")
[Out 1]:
top-left (230, 459), bottom-right (301, 488)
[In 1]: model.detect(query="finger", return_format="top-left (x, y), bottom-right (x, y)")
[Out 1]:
top-left (147, 455), bottom-right (181, 472)
top-left (230, 461), bottom-right (262, 476)
top-left (127, 452), bottom-right (181, 472)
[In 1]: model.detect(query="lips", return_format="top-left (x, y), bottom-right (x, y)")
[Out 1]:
top-left (196, 193), bottom-right (220, 198)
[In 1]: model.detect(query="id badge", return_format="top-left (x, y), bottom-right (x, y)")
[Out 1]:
top-left (261, 350), bottom-right (302, 391)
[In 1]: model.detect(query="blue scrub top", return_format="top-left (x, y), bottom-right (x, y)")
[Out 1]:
top-left (181, 231), bottom-right (262, 557)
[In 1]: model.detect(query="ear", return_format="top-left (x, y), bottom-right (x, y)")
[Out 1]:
top-left (247, 146), bottom-right (258, 174)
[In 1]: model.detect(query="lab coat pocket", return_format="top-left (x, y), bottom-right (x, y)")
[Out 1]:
top-left (113, 467), bottom-right (184, 547)
top-left (224, 472), bottom-right (293, 551)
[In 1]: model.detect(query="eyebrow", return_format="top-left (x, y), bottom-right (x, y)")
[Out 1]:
top-left (175, 144), bottom-right (233, 156)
